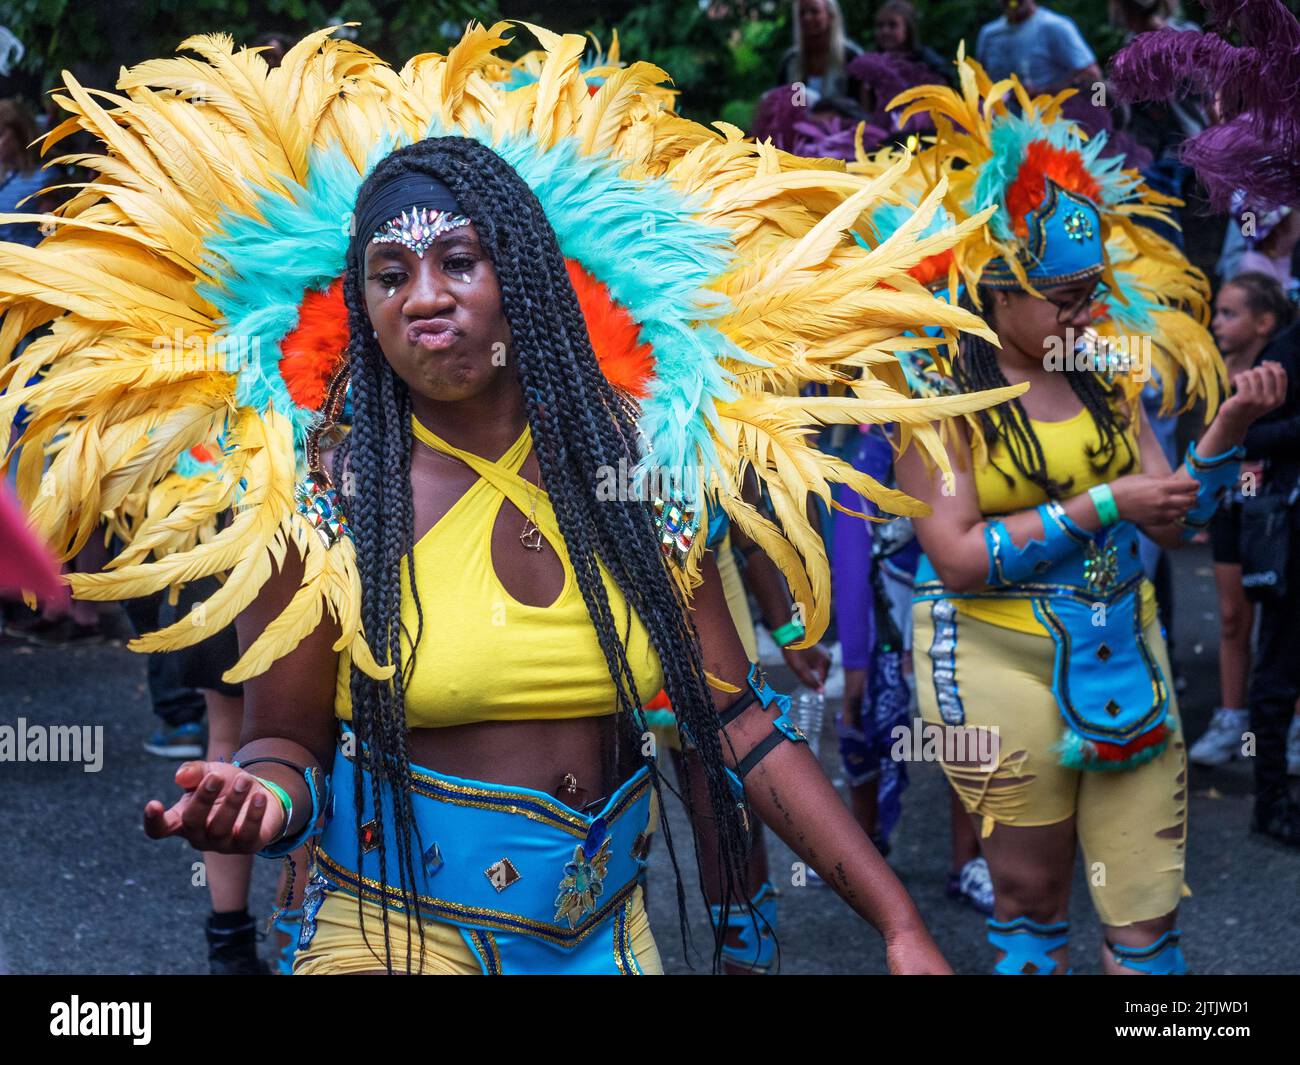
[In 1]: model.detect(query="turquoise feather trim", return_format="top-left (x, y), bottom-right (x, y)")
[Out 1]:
top-left (173, 449), bottom-right (220, 480)
top-left (857, 200), bottom-right (954, 246)
top-left (430, 118), bottom-right (757, 504)
top-left (1053, 726), bottom-right (1171, 772)
top-left (198, 137), bottom-right (403, 454)
top-left (501, 55), bottom-right (608, 92)
top-left (641, 708), bottom-right (679, 731)
top-left (1100, 245), bottom-right (1160, 335)
top-left (968, 113), bottom-right (1142, 243)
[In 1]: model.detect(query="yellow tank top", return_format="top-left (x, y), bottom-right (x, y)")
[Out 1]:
top-left (335, 418), bottom-right (664, 728)
top-left (959, 404), bottom-right (1157, 635)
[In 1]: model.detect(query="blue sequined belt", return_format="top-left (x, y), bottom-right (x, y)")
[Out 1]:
top-left (307, 728), bottom-right (655, 973)
top-left (914, 520), bottom-right (1171, 764)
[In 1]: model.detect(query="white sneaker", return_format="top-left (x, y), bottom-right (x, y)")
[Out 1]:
top-left (1188, 707), bottom-right (1250, 767)
top-left (1287, 716), bottom-right (1300, 777)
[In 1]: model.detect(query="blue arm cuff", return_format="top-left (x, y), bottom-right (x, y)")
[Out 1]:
top-left (984, 501), bottom-right (1089, 587)
top-left (1180, 441), bottom-right (1244, 537)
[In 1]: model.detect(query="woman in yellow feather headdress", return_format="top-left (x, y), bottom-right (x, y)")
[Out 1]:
top-left (872, 50), bottom-right (1287, 975)
top-left (0, 23), bottom-right (1022, 974)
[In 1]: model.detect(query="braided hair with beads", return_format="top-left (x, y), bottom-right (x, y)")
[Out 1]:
top-left (332, 136), bottom-right (751, 973)
top-left (951, 287), bottom-right (1137, 499)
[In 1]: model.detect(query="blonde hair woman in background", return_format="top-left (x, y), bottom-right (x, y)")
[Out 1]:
top-left (777, 0), bottom-right (864, 103)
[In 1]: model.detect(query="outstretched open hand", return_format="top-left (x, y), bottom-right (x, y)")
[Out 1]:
top-left (143, 760), bottom-right (285, 854)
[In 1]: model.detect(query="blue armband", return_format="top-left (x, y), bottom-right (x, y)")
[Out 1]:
top-left (718, 663), bottom-right (808, 785)
top-left (984, 501), bottom-right (1089, 588)
top-left (1180, 441), bottom-right (1244, 538)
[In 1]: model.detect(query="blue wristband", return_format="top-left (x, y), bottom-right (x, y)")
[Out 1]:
top-left (229, 759), bottom-right (328, 859)
top-left (1180, 440), bottom-right (1244, 537)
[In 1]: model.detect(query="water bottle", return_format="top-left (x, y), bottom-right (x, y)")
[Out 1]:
top-left (792, 687), bottom-right (826, 760)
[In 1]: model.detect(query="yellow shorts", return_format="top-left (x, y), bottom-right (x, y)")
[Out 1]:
top-left (294, 885), bottom-right (663, 975)
top-left (913, 601), bottom-right (1188, 928)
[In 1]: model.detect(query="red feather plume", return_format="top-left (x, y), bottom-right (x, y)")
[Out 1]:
top-left (1005, 141), bottom-right (1102, 237)
top-left (565, 259), bottom-right (654, 398)
top-left (280, 278), bottom-right (349, 411)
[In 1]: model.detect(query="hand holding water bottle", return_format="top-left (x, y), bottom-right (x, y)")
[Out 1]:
top-left (781, 641), bottom-right (830, 691)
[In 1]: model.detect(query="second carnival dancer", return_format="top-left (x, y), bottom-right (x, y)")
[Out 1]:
top-left (0, 24), bottom-right (1016, 974)
top-left (882, 53), bottom-right (1286, 975)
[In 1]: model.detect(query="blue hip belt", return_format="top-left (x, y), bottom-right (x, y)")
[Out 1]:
top-left (916, 519), bottom-right (1172, 770)
top-left (309, 728), bottom-right (655, 974)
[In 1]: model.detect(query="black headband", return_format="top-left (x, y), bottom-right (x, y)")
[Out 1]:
top-left (348, 173), bottom-right (467, 265)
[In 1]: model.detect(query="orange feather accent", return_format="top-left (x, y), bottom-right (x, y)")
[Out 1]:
top-left (565, 258), bottom-right (654, 397)
top-left (645, 687), bottom-right (672, 711)
top-left (910, 248), bottom-right (955, 288)
top-left (279, 277), bottom-right (348, 410)
top-left (1005, 141), bottom-right (1101, 237)
top-left (188, 443), bottom-right (217, 463)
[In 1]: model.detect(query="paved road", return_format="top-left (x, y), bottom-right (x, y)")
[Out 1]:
top-left (1, 544), bottom-right (1295, 974)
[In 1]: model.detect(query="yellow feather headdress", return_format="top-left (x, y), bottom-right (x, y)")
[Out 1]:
top-left (0, 23), bottom-right (1019, 678)
top-left (872, 47), bottom-right (1225, 418)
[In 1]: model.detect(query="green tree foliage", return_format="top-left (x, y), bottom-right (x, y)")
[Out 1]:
top-left (5, 0), bottom-right (1208, 123)
top-left (4, 0), bottom-right (500, 93)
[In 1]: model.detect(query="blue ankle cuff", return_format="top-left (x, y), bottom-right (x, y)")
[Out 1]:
top-left (711, 881), bottom-right (778, 971)
top-left (987, 916), bottom-right (1069, 975)
top-left (1109, 929), bottom-right (1187, 975)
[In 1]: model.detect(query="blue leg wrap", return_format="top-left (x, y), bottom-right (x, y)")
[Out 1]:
top-left (272, 907), bottom-right (303, 976)
top-left (986, 916), bottom-right (1070, 975)
top-left (711, 881), bottom-right (778, 972)
top-left (1109, 929), bottom-right (1187, 975)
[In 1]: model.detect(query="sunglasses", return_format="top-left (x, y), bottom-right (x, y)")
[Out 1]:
top-left (1044, 280), bottom-right (1110, 324)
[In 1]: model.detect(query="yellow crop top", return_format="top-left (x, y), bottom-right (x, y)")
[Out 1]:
top-left (335, 418), bottom-right (664, 728)
top-left (958, 404), bottom-right (1157, 636)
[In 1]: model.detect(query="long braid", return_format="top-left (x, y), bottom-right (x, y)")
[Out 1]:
top-left (334, 274), bottom-right (429, 974)
top-left (339, 136), bottom-right (750, 972)
top-left (952, 288), bottom-right (1136, 498)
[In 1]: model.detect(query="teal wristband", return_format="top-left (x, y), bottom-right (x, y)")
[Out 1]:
top-left (251, 775), bottom-right (294, 844)
top-left (771, 620), bottom-right (805, 648)
top-left (1088, 484), bottom-right (1119, 527)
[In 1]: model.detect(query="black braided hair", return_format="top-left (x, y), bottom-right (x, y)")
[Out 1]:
top-left (951, 287), bottom-right (1136, 499)
top-left (333, 136), bottom-right (751, 973)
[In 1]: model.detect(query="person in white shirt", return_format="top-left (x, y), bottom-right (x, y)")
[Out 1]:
top-left (975, 0), bottom-right (1101, 96)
